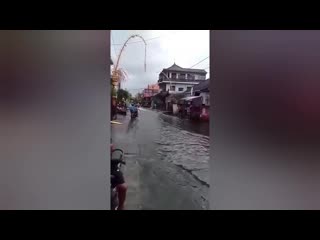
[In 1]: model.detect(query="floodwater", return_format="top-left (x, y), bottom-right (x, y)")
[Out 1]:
top-left (112, 108), bottom-right (210, 210)
top-left (156, 112), bottom-right (210, 185)
top-left (159, 112), bottom-right (210, 137)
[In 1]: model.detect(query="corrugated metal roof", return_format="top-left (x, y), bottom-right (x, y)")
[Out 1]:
top-left (193, 79), bottom-right (209, 92)
top-left (153, 90), bottom-right (169, 98)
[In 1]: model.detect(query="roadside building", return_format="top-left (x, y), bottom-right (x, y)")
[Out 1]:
top-left (193, 78), bottom-right (210, 107)
top-left (158, 63), bottom-right (207, 94)
top-left (142, 84), bottom-right (160, 107)
top-left (192, 78), bottom-right (210, 121)
top-left (156, 63), bottom-right (207, 112)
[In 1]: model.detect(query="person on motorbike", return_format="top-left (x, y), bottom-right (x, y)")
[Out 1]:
top-left (129, 103), bottom-right (138, 117)
top-left (111, 143), bottom-right (127, 210)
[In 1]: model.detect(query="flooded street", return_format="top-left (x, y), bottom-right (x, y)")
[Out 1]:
top-left (112, 108), bottom-right (209, 210)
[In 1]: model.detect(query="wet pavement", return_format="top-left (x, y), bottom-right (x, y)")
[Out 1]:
top-left (111, 108), bottom-right (209, 210)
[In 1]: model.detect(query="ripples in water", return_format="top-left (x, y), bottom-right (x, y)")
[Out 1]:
top-left (155, 119), bottom-right (210, 186)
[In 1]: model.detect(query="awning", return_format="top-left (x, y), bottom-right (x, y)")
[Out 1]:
top-left (153, 90), bottom-right (169, 98)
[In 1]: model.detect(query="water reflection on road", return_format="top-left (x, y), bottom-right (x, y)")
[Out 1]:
top-left (159, 113), bottom-right (209, 137)
top-left (157, 113), bottom-right (210, 186)
top-left (113, 108), bottom-right (209, 209)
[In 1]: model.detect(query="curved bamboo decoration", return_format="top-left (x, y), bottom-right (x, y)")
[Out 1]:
top-left (112, 34), bottom-right (147, 88)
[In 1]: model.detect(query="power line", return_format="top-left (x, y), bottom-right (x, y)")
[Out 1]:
top-left (125, 87), bottom-right (145, 90)
top-left (189, 56), bottom-right (209, 68)
top-left (112, 36), bottom-right (161, 45)
top-left (111, 31), bottom-right (178, 46)
top-left (155, 61), bottom-right (209, 75)
top-left (156, 62), bottom-right (209, 75)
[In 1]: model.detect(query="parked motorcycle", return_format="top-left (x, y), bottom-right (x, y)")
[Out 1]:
top-left (110, 148), bottom-right (125, 210)
top-left (117, 106), bottom-right (127, 116)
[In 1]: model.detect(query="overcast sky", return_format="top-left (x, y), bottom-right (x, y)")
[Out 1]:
top-left (111, 30), bottom-right (209, 96)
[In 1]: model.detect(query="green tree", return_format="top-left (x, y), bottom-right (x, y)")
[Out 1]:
top-left (117, 89), bottom-right (130, 102)
top-left (134, 92), bottom-right (143, 103)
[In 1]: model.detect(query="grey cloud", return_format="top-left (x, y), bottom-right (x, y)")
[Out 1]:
top-left (111, 30), bottom-right (209, 96)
